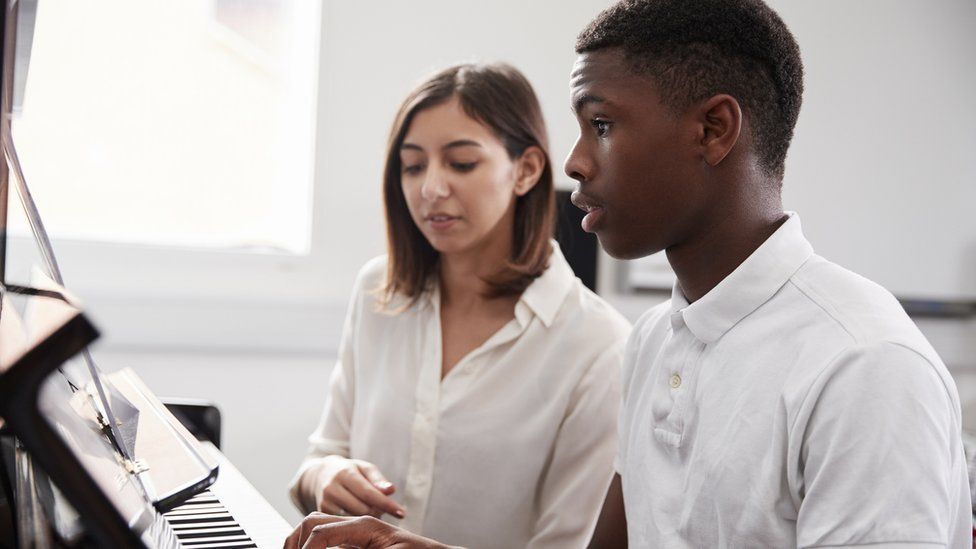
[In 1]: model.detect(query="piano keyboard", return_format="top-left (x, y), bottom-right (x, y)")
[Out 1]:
top-left (151, 442), bottom-right (293, 549)
top-left (164, 490), bottom-right (257, 548)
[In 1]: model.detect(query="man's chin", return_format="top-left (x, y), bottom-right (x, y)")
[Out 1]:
top-left (597, 233), bottom-right (664, 261)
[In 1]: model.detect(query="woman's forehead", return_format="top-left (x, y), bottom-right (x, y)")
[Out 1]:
top-left (403, 98), bottom-right (500, 151)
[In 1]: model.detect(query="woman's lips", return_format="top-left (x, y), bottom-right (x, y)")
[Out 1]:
top-left (426, 214), bottom-right (459, 231)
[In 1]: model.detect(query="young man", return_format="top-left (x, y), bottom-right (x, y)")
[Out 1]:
top-left (285, 0), bottom-right (972, 547)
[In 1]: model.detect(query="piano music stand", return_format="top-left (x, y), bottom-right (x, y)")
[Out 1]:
top-left (0, 300), bottom-right (150, 547)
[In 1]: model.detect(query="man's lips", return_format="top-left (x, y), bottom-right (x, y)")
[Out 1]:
top-left (570, 190), bottom-right (603, 213)
top-left (570, 191), bottom-right (607, 233)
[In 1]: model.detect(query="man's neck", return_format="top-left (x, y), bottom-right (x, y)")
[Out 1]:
top-left (667, 206), bottom-right (788, 304)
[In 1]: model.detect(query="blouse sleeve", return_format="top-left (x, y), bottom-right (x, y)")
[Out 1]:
top-left (287, 271), bottom-right (364, 512)
top-left (526, 341), bottom-right (624, 549)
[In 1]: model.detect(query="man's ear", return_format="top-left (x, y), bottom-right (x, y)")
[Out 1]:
top-left (696, 94), bottom-right (742, 167)
top-left (514, 146), bottom-right (546, 196)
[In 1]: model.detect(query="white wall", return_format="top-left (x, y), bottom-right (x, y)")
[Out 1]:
top-left (72, 0), bottom-right (976, 526)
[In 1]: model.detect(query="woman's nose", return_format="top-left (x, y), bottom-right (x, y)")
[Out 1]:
top-left (420, 166), bottom-right (451, 201)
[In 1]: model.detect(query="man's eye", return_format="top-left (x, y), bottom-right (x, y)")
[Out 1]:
top-left (451, 162), bottom-right (477, 173)
top-left (591, 119), bottom-right (612, 137)
top-left (402, 163), bottom-right (425, 175)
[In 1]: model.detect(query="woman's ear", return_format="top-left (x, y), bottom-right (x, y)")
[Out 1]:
top-left (513, 146), bottom-right (546, 196)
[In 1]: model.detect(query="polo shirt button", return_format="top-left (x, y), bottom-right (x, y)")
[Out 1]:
top-left (669, 373), bottom-right (682, 389)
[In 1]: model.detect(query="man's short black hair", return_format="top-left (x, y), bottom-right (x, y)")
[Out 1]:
top-left (577, 0), bottom-right (803, 179)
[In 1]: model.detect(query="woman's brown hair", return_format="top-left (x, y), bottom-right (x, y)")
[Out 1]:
top-left (381, 63), bottom-right (555, 305)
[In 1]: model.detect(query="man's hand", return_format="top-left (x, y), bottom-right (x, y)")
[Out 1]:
top-left (283, 513), bottom-right (458, 549)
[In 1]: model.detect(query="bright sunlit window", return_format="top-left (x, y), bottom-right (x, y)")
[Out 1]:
top-left (11, 0), bottom-right (320, 254)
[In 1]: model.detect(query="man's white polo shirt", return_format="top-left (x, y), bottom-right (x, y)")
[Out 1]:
top-left (618, 213), bottom-right (971, 548)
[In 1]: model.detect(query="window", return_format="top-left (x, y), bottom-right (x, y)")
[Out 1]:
top-left (11, 0), bottom-right (320, 254)
top-left (3, 0), bottom-right (326, 352)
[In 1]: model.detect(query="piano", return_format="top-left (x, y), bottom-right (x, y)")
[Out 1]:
top-left (0, 1), bottom-right (293, 546)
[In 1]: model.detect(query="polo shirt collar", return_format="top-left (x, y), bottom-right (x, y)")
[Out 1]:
top-left (673, 212), bottom-right (814, 344)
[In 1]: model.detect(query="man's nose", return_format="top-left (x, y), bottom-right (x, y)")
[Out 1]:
top-left (564, 136), bottom-right (591, 183)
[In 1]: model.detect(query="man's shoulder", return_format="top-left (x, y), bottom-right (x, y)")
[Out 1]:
top-left (774, 255), bottom-right (955, 409)
top-left (785, 254), bottom-right (934, 356)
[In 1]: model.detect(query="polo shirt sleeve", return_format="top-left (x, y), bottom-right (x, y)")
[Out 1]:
top-left (791, 341), bottom-right (963, 548)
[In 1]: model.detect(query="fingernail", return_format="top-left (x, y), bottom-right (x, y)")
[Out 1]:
top-left (395, 509), bottom-right (405, 518)
top-left (377, 481), bottom-right (393, 490)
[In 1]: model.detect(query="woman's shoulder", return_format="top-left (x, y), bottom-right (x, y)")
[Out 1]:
top-left (549, 282), bottom-right (632, 350)
top-left (538, 246), bottom-right (631, 345)
top-left (355, 255), bottom-right (389, 289)
top-left (347, 255), bottom-right (389, 309)
top-left (351, 255), bottom-right (420, 314)
top-left (575, 285), bottom-right (632, 337)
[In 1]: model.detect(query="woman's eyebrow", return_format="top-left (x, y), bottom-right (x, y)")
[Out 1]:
top-left (400, 140), bottom-right (482, 152)
top-left (442, 139), bottom-right (482, 150)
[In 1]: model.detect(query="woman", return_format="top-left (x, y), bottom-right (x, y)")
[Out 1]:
top-left (289, 62), bottom-right (630, 549)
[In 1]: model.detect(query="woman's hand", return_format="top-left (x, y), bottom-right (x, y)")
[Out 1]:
top-left (309, 456), bottom-right (405, 519)
top-left (283, 514), bottom-right (457, 549)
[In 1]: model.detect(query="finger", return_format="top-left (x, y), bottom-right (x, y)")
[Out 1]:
top-left (283, 525), bottom-right (302, 549)
top-left (287, 512), bottom-right (347, 548)
top-left (355, 461), bottom-right (395, 494)
top-left (301, 517), bottom-right (383, 549)
top-left (317, 497), bottom-right (343, 516)
top-left (343, 468), bottom-right (405, 518)
top-left (330, 483), bottom-right (374, 516)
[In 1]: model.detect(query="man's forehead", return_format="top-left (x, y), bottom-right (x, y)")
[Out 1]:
top-left (570, 49), bottom-right (658, 112)
top-left (570, 49), bottom-right (631, 89)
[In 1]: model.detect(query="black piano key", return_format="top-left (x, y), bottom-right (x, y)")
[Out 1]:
top-left (177, 529), bottom-right (248, 540)
top-left (168, 515), bottom-right (237, 526)
top-left (172, 522), bottom-right (240, 532)
top-left (179, 498), bottom-right (221, 505)
top-left (182, 543), bottom-right (257, 549)
top-left (174, 523), bottom-right (245, 534)
top-left (167, 507), bottom-right (228, 516)
top-left (180, 538), bottom-right (253, 546)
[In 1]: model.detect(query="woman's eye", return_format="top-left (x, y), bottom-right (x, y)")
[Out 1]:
top-left (402, 163), bottom-right (425, 175)
top-left (590, 119), bottom-right (612, 137)
top-left (451, 162), bottom-right (477, 173)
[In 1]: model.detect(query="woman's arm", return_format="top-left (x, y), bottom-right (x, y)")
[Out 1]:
top-left (525, 344), bottom-right (623, 549)
top-left (289, 273), bottom-right (364, 513)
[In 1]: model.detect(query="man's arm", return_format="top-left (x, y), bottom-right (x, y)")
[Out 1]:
top-left (284, 513), bottom-right (461, 549)
top-left (588, 473), bottom-right (627, 549)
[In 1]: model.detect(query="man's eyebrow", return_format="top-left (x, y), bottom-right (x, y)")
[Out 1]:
top-left (573, 93), bottom-right (606, 115)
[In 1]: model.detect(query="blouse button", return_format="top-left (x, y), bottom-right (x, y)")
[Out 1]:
top-left (669, 373), bottom-right (682, 389)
